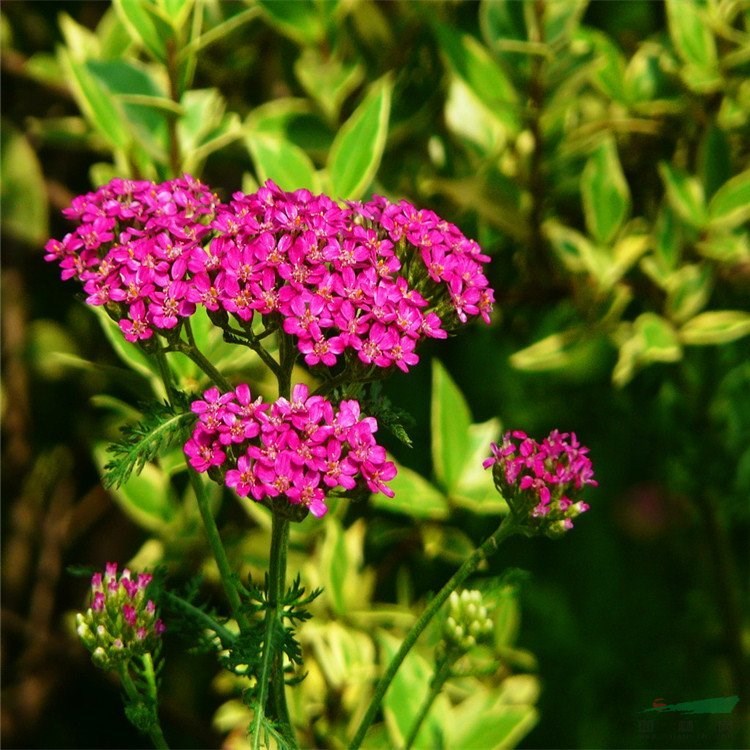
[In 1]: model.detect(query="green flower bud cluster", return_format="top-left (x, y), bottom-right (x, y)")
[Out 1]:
top-left (442, 590), bottom-right (494, 653)
top-left (76, 562), bottom-right (165, 671)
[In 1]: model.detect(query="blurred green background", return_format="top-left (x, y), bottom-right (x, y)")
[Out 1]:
top-left (2, 1), bottom-right (749, 748)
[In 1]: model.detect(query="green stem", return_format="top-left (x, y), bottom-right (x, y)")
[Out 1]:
top-left (348, 514), bottom-right (519, 750)
top-left (161, 590), bottom-right (237, 649)
top-left (403, 656), bottom-right (452, 750)
top-left (118, 662), bottom-right (170, 750)
top-left (154, 346), bottom-right (177, 402)
top-left (167, 339), bottom-right (233, 391)
top-left (277, 331), bottom-right (296, 400)
top-left (252, 513), bottom-right (297, 749)
top-left (188, 470), bottom-right (249, 631)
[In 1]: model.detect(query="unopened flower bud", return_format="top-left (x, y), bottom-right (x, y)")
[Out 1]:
top-left (76, 562), bottom-right (165, 671)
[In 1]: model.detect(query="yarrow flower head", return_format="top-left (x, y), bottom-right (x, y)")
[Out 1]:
top-left (43, 175), bottom-right (219, 343)
top-left (76, 562), bottom-right (165, 670)
top-left (442, 589), bottom-right (494, 654)
top-left (45, 177), bottom-right (494, 375)
top-left (184, 383), bottom-right (397, 519)
top-left (483, 430), bottom-right (597, 537)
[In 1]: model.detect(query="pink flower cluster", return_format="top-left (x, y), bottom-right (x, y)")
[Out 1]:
top-left (483, 430), bottom-right (596, 534)
top-left (76, 562), bottom-right (165, 669)
top-left (44, 175), bottom-right (219, 342)
top-left (45, 177), bottom-right (494, 373)
top-left (184, 383), bottom-right (397, 518)
top-left (354, 195), bottom-right (494, 325)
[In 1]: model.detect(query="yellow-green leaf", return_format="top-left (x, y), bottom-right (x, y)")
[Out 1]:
top-left (581, 137), bottom-right (631, 245)
top-left (658, 162), bottom-right (707, 229)
top-left (327, 75), bottom-right (392, 200)
top-left (708, 170), bottom-right (750, 230)
top-left (431, 359), bottom-right (472, 491)
top-left (679, 311), bottom-right (750, 345)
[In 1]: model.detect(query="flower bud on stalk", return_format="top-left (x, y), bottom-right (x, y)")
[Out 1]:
top-left (442, 590), bottom-right (494, 654)
top-left (76, 562), bottom-right (165, 671)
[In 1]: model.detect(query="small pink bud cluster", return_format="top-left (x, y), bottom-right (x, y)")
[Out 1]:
top-left (43, 175), bottom-right (219, 342)
top-left (184, 383), bottom-right (397, 518)
top-left (76, 562), bottom-right (165, 670)
top-left (483, 430), bottom-right (597, 536)
top-left (45, 177), bottom-right (494, 373)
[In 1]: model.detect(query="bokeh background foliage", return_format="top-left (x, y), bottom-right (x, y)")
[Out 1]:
top-left (2, 0), bottom-right (749, 748)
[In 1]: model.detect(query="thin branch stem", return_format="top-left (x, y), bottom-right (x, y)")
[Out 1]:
top-left (403, 656), bottom-right (452, 750)
top-left (252, 514), bottom-right (297, 749)
top-left (118, 662), bottom-right (169, 750)
top-left (166, 340), bottom-right (233, 391)
top-left (188, 470), bottom-right (249, 632)
top-left (348, 514), bottom-right (519, 750)
top-left (161, 590), bottom-right (237, 649)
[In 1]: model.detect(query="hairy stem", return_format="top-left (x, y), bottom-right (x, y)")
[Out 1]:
top-left (348, 514), bottom-right (519, 750)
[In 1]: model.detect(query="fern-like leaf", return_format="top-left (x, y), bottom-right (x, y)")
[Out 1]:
top-left (103, 399), bottom-right (195, 488)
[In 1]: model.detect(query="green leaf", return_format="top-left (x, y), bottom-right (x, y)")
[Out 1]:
top-left (444, 77), bottom-right (505, 155)
top-left (433, 21), bottom-right (519, 134)
top-left (158, 0), bottom-right (193, 27)
top-left (634, 313), bottom-right (682, 362)
top-left (178, 89), bottom-right (243, 173)
top-left (246, 133), bottom-right (319, 192)
top-left (431, 359), bottom-right (472, 492)
top-left (247, 98), bottom-right (333, 157)
top-left (113, 0), bottom-right (171, 62)
top-left (653, 204), bottom-right (682, 272)
top-left (445, 684), bottom-right (538, 750)
top-left (544, 221), bottom-right (607, 280)
top-left (420, 524), bottom-right (474, 564)
top-left (91, 307), bottom-right (164, 394)
top-left (93, 444), bottom-right (178, 532)
top-left (327, 75), bottom-right (392, 200)
top-left (665, 0), bottom-right (720, 90)
top-left (543, 0), bottom-right (588, 45)
top-left (452, 419), bottom-right (508, 515)
top-left (103, 400), bottom-right (195, 488)
top-left (371, 460), bottom-right (450, 520)
top-left (256, 0), bottom-right (325, 45)
top-left (708, 170), bottom-right (750, 230)
top-left (698, 124), bottom-right (731, 200)
top-left (58, 49), bottom-right (130, 150)
top-left (582, 28), bottom-right (629, 103)
top-left (696, 231), bottom-right (750, 264)
top-left (320, 516), bottom-right (348, 615)
top-left (479, 0), bottom-right (526, 50)
top-left (581, 137), bottom-right (631, 245)
top-left (294, 48), bottom-right (364, 122)
top-left (379, 630), bottom-right (448, 749)
top-left (86, 59), bottom-right (169, 160)
top-left (0, 122), bottom-right (48, 245)
top-left (510, 328), bottom-right (588, 372)
top-left (658, 162), bottom-right (707, 229)
top-left (665, 264), bottom-right (713, 323)
top-left (612, 314), bottom-right (683, 386)
top-left (679, 311), bottom-right (750, 345)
